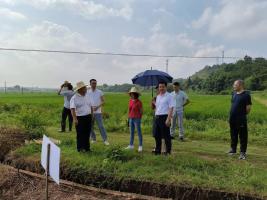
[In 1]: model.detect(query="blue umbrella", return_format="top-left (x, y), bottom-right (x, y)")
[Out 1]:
top-left (132, 69), bottom-right (173, 97)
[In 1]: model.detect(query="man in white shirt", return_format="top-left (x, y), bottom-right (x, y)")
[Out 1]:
top-left (88, 79), bottom-right (109, 145)
top-left (58, 81), bottom-right (75, 132)
top-left (70, 81), bottom-right (93, 152)
top-left (170, 82), bottom-right (190, 141)
top-left (154, 81), bottom-right (175, 155)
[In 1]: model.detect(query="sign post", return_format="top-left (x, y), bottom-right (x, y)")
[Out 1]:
top-left (45, 143), bottom-right (51, 200)
top-left (41, 135), bottom-right (60, 200)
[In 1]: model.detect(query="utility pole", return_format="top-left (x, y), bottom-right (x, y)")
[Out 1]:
top-left (222, 51), bottom-right (224, 64)
top-left (166, 59), bottom-right (169, 73)
top-left (4, 81), bottom-right (6, 94)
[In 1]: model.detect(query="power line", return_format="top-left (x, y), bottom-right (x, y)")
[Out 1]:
top-left (0, 47), bottom-right (241, 59)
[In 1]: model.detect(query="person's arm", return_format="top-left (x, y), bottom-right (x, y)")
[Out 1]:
top-left (71, 108), bottom-right (78, 126)
top-left (183, 92), bottom-right (190, 107)
top-left (246, 105), bottom-right (251, 114)
top-left (166, 107), bottom-right (173, 127)
top-left (166, 95), bottom-right (174, 127)
top-left (183, 99), bottom-right (190, 107)
top-left (93, 93), bottom-right (105, 112)
top-left (246, 93), bottom-right (252, 114)
top-left (57, 84), bottom-right (64, 95)
top-left (91, 106), bottom-right (94, 115)
top-left (70, 97), bottom-right (78, 125)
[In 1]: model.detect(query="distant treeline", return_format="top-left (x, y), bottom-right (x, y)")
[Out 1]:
top-left (182, 56), bottom-right (267, 94)
top-left (99, 56), bottom-right (267, 94)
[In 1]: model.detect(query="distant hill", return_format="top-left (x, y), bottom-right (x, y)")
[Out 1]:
top-left (183, 56), bottom-right (267, 94)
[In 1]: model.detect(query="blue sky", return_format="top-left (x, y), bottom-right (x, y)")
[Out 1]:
top-left (0, 0), bottom-right (266, 87)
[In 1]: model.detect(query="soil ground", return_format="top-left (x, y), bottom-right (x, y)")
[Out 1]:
top-left (0, 164), bottom-right (165, 200)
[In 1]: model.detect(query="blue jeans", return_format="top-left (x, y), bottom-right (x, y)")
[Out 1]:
top-left (90, 113), bottom-right (107, 141)
top-left (129, 118), bottom-right (142, 146)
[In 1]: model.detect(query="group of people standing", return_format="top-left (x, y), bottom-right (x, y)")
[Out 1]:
top-left (58, 79), bottom-right (109, 152)
top-left (58, 79), bottom-right (252, 160)
top-left (131, 81), bottom-right (190, 155)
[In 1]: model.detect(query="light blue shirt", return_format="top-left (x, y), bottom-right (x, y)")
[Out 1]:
top-left (171, 90), bottom-right (188, 113)
top-left (60, 89), bottom-right (75, 109)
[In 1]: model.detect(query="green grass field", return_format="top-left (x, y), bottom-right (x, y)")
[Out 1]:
top-left (0, 92), bottom-right (267, 198)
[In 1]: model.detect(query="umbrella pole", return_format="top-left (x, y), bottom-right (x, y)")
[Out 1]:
top-left (151, 67), bottom-right (153, 97)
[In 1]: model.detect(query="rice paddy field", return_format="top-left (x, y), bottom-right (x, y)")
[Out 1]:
top-left (0, 91), bottom-right (267, 199)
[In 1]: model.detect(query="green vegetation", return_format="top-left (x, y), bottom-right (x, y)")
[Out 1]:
top-left (184, 56), bottom-right (267, 93)
top-left (0, 92), bottom-right (267, 198)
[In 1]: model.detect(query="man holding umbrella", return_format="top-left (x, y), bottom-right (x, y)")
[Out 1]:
top-left (132, 69), bottom-right (174, 155)
top-left (154, 81), bottom-right (175, 155)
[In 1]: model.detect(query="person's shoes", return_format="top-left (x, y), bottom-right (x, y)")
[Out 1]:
top-left (228, 149), bottom-right (237, 156)
top-left (179, 137), bottom-right (184, 141)
top-left (58, 130), bottom-right (65, 133)
top-left (162, 152), bottom-right (171, 156)
top-left (91, 140), bottom-right (96, 144)
top-left (138, 146), bottom-right (143, 152)
top-left (104, 141), bottom-right (110, 146)
top-left (125, 145), bottom-right (134, 150)
top-left (78, 149), bottom-right (91, 153)
top-left (153, 151), bottom-right (161, 155)
top-left (239, 152), bottom-right (246, 160)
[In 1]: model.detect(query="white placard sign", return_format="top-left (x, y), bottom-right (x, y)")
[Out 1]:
top-left (41, 135), bottom-right (60, 184)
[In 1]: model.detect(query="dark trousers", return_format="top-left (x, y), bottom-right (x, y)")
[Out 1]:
top-left (75, 115), bottom-right (92, 152)
top-left (230, 120), bottom-right (248, 153)
top-left (154, 115), bottom-right (172, 154)
top-left (61, 107), bottom-right (73, 131)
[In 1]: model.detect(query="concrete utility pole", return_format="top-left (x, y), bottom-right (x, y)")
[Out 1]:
top-left (4, 81), bottom-right (6, 94)
top-left (166, 59), bottom-right (169, 73)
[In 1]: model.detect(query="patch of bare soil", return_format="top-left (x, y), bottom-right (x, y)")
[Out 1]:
top-left (0, 165), bottom-right (165, 200)
top-left (0, 126), bottom-right (26, 162)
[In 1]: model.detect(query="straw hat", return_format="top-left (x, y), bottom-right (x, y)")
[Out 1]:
top-left (75, 81), bottom-right (88, 91)
top-left (128, 87), bottom-right (141, 95)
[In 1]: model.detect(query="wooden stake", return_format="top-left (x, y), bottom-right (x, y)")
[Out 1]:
top-left (45, 143), bottom-right (51, 200)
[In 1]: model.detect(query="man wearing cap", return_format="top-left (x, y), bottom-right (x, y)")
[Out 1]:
top-left (58, 81), bottom-right (74, 132)
top-left (88, 79), bottom-right (109, 145)
top-left (170, 82), bottom-right (190, 141)
top-left (70, 81), bottom-right (93, 152)
top-left (154, 81), bottom-right (175, 155)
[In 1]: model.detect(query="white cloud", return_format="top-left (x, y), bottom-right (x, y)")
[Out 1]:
top-left (192, 0), bottom-right (267, 39)
top-left (151, 22), bottom-right (162, 33)
top-left (2, 0), bottom-right (133, 20)
top-left (120, 32), bottom-right (237, 79)
top-left (0, 7), bottom-right (27, 20)
top-left (0, 21), bottom-right (108, 87)
top-left (191, 7), bottom-right (212, 29)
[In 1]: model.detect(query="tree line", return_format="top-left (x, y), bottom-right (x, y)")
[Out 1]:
top-left (183, 56), bottom-right (267, 94)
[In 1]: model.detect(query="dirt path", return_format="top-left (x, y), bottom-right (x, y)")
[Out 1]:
top-left (254, 96), bottom-right (267, 107)
top-left (0, 165), bottom-right (166, 200)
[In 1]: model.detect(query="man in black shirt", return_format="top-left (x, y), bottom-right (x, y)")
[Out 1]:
top-left (229, 80), bottom-right (252, 160)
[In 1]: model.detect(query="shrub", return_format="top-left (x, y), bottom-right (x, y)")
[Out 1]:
top-left (105, 145), bottom-right (134, 162)
top-left (19, 108), bottom-right (47, 139)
